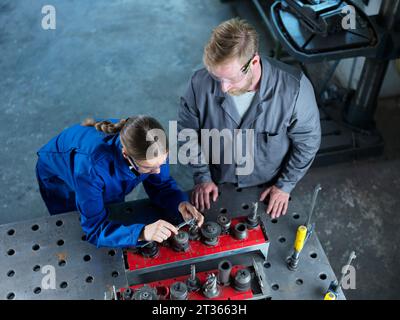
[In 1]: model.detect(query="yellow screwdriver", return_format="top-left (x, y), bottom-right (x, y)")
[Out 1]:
top-left (287, 184), bottom-right (322, 271)
top-left (287, 225), bottom-right (307, 270)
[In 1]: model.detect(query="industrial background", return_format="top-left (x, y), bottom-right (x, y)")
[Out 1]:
top-left (0, 0), bottom-right (399, 300)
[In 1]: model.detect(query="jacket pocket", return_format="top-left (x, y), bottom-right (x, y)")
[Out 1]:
top-left (257, 131), bottom-right (285, 162)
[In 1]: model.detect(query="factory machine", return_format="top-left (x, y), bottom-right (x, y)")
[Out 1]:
top-left (252, 0), bottom-right (400, 166)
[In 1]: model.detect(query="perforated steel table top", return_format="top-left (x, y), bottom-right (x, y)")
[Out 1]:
top-left (1, 183), bottom-right (345, 300)
top-left (0, 212), bottom-right (127, 300)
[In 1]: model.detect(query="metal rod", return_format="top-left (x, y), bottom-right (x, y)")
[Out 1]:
top-left (306, 184), bottom-right (322, 228)
top-left (252, 0), bottom-right (279, 43)
top-left (318, 60), bottom-right (340, 100)
top-left (190, 264), bottom-right (196, 281)
top-left (337, 251), bottom-right (356, 288)
top-left (177, 218), bottom-right (196, 230)
top-left (251, 202), bottom-right (258, 219)
top-left (344, 58), bottom-right (389, 129)
top-left (112, 285), bottom-right (117, 300)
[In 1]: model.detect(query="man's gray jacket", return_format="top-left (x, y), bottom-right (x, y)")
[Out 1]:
top-left (178, 57), bottom-right (321, 194)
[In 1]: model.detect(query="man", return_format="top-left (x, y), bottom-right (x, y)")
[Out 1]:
top-left (178, 18), bottom-right (321, 219)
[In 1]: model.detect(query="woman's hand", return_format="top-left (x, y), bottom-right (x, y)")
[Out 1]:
top-left (141, 219), bottom-right (178, 243)
top-left (178, 201), bottom-right (204, 227)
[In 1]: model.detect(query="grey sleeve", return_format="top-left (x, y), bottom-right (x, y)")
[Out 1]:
top-left (275, 74), bottom-right (321, 193)
top-left (178, 76), bottom-right (213, 185)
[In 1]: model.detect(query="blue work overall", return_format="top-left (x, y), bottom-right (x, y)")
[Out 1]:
top-left (36, 121), bottom-right (187, 248)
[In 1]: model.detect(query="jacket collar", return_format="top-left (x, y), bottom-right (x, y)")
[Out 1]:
top-left (114, 135), bottom-right (141, 179)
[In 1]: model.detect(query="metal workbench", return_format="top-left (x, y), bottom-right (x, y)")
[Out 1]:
top-left (0, 213), bottom-right (127, 300)
top-left (0, 183), bottom-right (345, 300)
top-left (111, 184), bottom-right (346, 300)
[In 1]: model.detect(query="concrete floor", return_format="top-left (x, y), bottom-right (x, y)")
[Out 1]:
top-left (0, 0), bottom-right (399, 299)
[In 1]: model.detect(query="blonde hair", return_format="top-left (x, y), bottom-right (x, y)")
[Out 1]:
top-left (82, 116), bottom-right (168, 160)
top-left (203, 18), bottom-right (259, 68)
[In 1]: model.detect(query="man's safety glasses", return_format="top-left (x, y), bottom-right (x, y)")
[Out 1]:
top-left (208, 54), bottom-right (255, 85)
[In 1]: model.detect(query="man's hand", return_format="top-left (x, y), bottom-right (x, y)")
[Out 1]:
top-left (260, 185), bottom-right (290, 219)
top-left (191, 182), bottom-right (219, 211)
top-left (178, 201), bottom-right (204, 227)
top-left (142, 220), bottom-right (178, 243)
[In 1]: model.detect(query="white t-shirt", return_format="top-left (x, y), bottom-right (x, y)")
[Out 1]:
top-left (231, 91), bottom-right (256, 120)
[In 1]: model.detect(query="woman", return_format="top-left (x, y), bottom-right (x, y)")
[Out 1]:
top-left (36, 116), bottom-right (203, 248)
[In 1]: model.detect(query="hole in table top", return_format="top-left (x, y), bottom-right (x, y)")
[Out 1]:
top-left (108, 250), bottom-right (116, 257)
top-left (319, 273), bottom-right (327, 280)
top-left (264, 262), bottom-right (271, 269)
top-left (278, 236), bottom-right (286, 243)
top-left (310, 252), bottom-right (318, 259)
top-left (86, 276), bottom-right (94, 283)
top-left (271, 284), bottom-right (279, 291)
top-left (57, 240), bottom-right (64, 246)
top-left (111, 271), bottom-right (119, 278)
top-left (242, 204), bottom-right (249, 210)
top-left (7, 270), bottom-right (15, 277)
top-left (33, 265), bottom-right (41, 272)
top-left (220, 208), bottom-right (227, 214)
top-left (83, 255), bottom-right (91, 262)
top-left (34, 287), bottom-right (41, 295)
top-left (296, 279), bottom-right (304, 285)
top-left (7, 249), bottom-right (15, 256)
top-left (293, 213), bottom-right (300, 220)
top-left (56, 220), bottom-right (63, 227)
top-left (7, 229), bottom-right (15, 236)
top-left (271, 219), bottom-right (278, 224)
top-left (32, 244), bottom-right (40, 251)
top-left (7, 293), bottom-right (15, 300)
top-left (31, 224), bottom-right (39, 231)
top-left (60, 282), bottom-right (68, 289)
top-left (58, 260), bottom-right (66, 267)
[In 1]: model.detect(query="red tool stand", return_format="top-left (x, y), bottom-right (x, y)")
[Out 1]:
top-left (125, 216), bottom-right (269, 274)
top-left (119, 265), bottom-right (253, 300)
